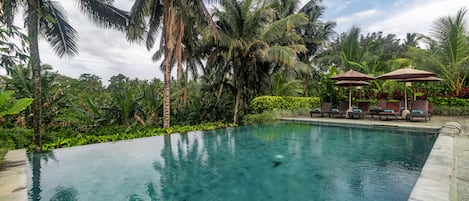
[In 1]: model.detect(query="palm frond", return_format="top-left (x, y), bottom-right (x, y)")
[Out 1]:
top-left (127, 0), bottom-right (150, 42)
top-left (262, 13), bottom-right (307, 43)
top-left (264, 46), bottom-right (297, 67)
top-left (145, 0), bottom-right (163, 50)
top-left (2, 0), bottom-right (21, 28)
top-left (77, 0), bottom-right (129, 32)
top-left (39, 1), bottom-right (78, 58)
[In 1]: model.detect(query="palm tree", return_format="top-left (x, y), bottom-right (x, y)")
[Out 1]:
top-left (339, 27), bottom-right (366, 71)
top-left (128, 0), bottom-right (216, 128)
top-left (426, 7), bottom-right (469, 96)
top-left (296, 0), bottom-right (336, 64)
top-left (209, 0), bottom-right (307, 123)
top-left (2, 0), bottom-right (128, 151)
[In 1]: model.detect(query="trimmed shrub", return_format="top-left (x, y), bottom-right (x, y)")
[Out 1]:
top-left (251, 96), bottom-right (320, 113)
top-left (41, 122), bottom-right (236, 151)
top-left (242, 112), bottom-right (276, 125)
top-left (430, 97), bottom-right (469, 107)
top-left (432, 105), bottom-right (469, 116)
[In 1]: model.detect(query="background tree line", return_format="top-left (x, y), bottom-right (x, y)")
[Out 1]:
top-left (1, 1), bottom-right (468, 151)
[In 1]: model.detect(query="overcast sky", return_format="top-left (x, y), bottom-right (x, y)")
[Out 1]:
top-left (5, 0), bottom-right (469, 84)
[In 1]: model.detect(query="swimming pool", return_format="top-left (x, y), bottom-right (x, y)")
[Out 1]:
top-left (27, 122), bottom-right (437, 201)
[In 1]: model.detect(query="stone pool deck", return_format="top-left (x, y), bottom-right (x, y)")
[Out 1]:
top-left (0, 115), bottom-right (467, 201)
top-left (0, 149), bottom-right (27, 201)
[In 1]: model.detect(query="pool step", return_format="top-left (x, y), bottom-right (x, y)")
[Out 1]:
top-left (441, 122), bottom-right (464, 135)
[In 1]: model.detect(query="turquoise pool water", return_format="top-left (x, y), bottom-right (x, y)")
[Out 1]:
top-left (27, 122), bottom-right (437, 201)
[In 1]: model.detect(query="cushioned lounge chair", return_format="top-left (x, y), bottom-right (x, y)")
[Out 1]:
top-left (428, 102), bottom-right (433, 117)
top-left (370, 100), bottom-right (387, 118)
top-left (310, 102), bottom-right (332, 117)
top-left (331, 101), bottom-right (348, 118)
top-left (406, 100), bottom-right (431, 122)
top-left (348, 102), bottom-right (370, 119)
top-left (378, 101), bottom-right (400, 120)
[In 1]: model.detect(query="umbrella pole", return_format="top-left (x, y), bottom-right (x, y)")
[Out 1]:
top-left (404, 82), bottom-right (407, 110)
top-left (349, 84), bottom-right (352, 110)
top-left (402, 82), bottom-right (410, 119)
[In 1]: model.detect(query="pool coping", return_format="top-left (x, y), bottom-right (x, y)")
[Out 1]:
top-left (280, 117), bottom-right (458, 201)
top-left (0, 149), bottom-right (27, 201)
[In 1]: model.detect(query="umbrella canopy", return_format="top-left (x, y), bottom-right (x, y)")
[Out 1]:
top-left (334, 80), bottom-right (371, 86)
top-left (330, 70), bottom-right (375, 81)
top-left (396, 76), bottom-right (444, 82)
top-left (333, 80), bottom-right (371, 115)
top-left (396, 76), bottom-right (444, 101)
top-left (377, 67), bottom-right (437, 112)
top-left (376, 67), bottom-right (436, 80)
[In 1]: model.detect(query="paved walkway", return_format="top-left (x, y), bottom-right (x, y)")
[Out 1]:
top-left (0, 149), bottom-right (27, 201)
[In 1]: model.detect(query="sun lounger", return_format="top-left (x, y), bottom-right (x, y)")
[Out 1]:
top-left (331, 101), bottom-right (348, 118)
top-left (378, 101), bottom-right (400, 120)
top-left (348, 102), bottom-right (370, 119)
top-left (406, 100), bottom-right (431, 122)
top-left (370, 100), bottom-right (387, 118)
top-left (310, 102), bottom-right (333, 117)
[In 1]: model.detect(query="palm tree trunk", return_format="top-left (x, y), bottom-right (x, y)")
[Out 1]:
top-left (183, 66), bottom-right (188, 106)
top-left (176, 13), bottom-right (184, 81)
top-left (28, 5), bottom-right (42, 152)
top-left (163, 0), bottom-right (176, 128)
top-left (233, 87), bottom-right (241, 124)
top-left (175, 14), bottom-right (184, 108)
top-left (233, 66), bottom-right (241, 124)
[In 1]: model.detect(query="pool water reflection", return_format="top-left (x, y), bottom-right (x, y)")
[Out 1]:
top-left (27, 122), bottom-right (437, 201)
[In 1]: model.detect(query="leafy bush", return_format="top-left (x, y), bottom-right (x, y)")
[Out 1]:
top-left (432, 105), bottom-right (469, 116)
top-left (430, 97), bottom-right (469, 107)
top-left (41, 122), bottom-right (236, 151)
top-left (0, 148), bottom-right (6, 166)
top-left (242, 112), bottom-right (276, 125)
top-left (0, 128), bottom-right (33, 150)
top-left (251, 96), bottom-right (320, 113)
top-left (0, 128), bottom-right (32, 165)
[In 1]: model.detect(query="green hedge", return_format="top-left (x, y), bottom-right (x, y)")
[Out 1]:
top-left (251, 96), bottom-right (320, 113)
top-left (41, 122), bottom-right (235, 151)
top-left (242, 112), bottom-right (276, 125)
top-left (0, 128), bottom-right (33, 165)
top-left (430, 97), bottom-right (469, 107)
top-left (432, 105), bottom-right (469, 116)
top-left (0, 128), bottom-right (33, 150)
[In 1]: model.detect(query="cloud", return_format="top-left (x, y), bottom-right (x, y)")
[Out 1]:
top-left (7, 0), bottom-right (469, 84)
top-left (365, 0), bottom-right (469, 38)
top-left (37, 0), bottom-right (162, 84)
top-left (335, 9), bottom-right (378, 25)
top-left (329, 0), bottom-right (469, 38)
top-left (324, 0), bottom-right (353, 13)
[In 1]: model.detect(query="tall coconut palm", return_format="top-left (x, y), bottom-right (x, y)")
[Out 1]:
top-left (209, 0), bottom-right (307, 123)
top-left (426, 8), bottom-right (469, 96)
top-left (128, 0), bottom-right (216, 128)
top-left (2, 0), bottom-right (128, 151)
